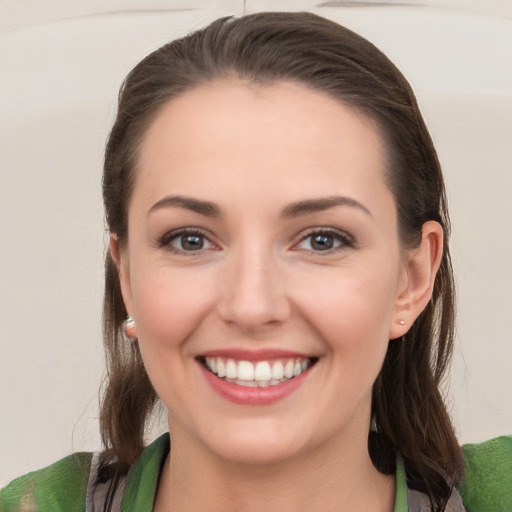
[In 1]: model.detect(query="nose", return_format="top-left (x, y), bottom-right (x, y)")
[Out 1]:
top-left (217, 244), bottom-right (292, 333)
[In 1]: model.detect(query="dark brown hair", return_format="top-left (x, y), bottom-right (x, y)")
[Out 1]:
top-left (101, 12), bottom-right (463, 510)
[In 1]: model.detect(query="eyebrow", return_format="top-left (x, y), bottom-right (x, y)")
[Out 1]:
top-left (148, 195), bottom-right (222, 217)
top-left (282, 196), bottom-right (372, 218)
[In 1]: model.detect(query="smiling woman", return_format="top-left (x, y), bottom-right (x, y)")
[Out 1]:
top-left (114, 82), bottom-right (414, 481)
top-left (1, 11), bottom-right (511, 512)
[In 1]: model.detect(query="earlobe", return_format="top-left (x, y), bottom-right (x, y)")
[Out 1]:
top-left (389, 221), bottom-right (443, 340)
top-left (109, 233), bottom-right (134, 316)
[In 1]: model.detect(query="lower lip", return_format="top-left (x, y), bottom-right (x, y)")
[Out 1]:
top-left (200, 363), bottom-right (311, 406)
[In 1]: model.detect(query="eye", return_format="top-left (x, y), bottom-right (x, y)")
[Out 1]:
top-left (295, 228), bottom-right (354, 253)
top-left (159, 228), bottom-right (216, 253)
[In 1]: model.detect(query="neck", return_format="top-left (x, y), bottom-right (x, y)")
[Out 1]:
top-left (154, 425), bottom-right (395, 512)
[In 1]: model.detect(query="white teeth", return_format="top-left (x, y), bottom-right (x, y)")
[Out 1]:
top-left (237, 360), bottom-right (255, 381)
top-left (225, 359), bottom-right (237, 379)
top-left (284, 360), bottom-right (294, 378)
top-left (254, 361), bottom-right (272, 381)
top-left (217, 359), bottom-right (226, 378)
top-left (204, 356), bottom-right (314, 386)
top-left (271, 361), bottom-right (284, 380)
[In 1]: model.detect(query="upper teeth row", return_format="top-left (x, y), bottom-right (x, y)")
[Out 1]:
top-left (204, 357), bottom-right (311, 382)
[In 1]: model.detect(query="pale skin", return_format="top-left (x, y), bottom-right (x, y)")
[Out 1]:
top-left (111, 81), bottom-right (444, 512)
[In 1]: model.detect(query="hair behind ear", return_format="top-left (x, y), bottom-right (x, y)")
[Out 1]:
top-left (99, 254), bottom-right (157, 473)
top-left (371, 245), bottom-right (462, 510)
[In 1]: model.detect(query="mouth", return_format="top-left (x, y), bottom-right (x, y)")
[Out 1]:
top-left (198, 356), bottom-right (318, 388)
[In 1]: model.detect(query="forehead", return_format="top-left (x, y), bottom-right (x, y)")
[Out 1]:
top-left (134, 80), bottom-right (392, 212)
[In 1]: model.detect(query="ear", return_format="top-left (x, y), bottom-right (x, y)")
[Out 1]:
top-left (389, 221), bottom-right (444, 340)
top-left (109, 234), bottom-right (135, 327)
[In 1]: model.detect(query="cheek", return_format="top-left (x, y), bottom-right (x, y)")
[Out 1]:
top-left (293, 264), bottom-right (398, 361)
top-left (128, 266), bottom-right (220, 413)
top-left (130, 265), bottom-right (217, 353)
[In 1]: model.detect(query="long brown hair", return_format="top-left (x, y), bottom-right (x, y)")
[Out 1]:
top-left (101, 12), bottom-right (463, 510)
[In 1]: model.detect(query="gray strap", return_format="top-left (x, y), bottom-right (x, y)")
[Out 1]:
top-left (86, 452), bottom-right (126, 512)
top-left (408, 485), bottom-right (466, 512)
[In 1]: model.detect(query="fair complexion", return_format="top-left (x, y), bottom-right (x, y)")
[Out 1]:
top-left (111, 81), bottom-right (443, 512)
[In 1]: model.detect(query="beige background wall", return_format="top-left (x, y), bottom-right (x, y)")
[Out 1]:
top-left (1, 0), bottom-right (511, 486)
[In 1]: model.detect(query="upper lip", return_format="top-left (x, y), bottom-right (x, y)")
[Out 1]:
top-left (198, 348), bottom-right (317, 361)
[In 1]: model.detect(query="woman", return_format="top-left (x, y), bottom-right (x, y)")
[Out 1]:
top-left (1, 11), bottom-right (510, 512)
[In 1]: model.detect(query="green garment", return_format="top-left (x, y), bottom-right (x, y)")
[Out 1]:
top-left (1, 435), bottom-right (511, 511)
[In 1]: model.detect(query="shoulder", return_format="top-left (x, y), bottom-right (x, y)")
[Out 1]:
top-left (458, 436), bottom-right (512, 512)
top-left (0, 452), bottom-right (92, 512)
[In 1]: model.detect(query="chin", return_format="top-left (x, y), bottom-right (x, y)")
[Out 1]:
top-left (215, 439), bottom-right (303, 467)
top-left (196, 419), bottom-right (315, 467)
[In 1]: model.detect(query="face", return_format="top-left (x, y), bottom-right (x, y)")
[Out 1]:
top-left (116, 81), bottom-right (412, 466)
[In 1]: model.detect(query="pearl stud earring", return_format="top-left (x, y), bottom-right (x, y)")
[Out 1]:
top-left (124, 315), bottom-right (137, 340)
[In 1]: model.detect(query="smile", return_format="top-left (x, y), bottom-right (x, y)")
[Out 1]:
top-left (201, 357), bottom-right (317, 388)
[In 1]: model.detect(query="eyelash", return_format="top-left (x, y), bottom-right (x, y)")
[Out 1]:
top-left (157, 227), bottom-right (355, 255)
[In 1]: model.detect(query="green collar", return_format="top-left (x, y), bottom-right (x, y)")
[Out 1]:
top-left (394, 457), bottom-right (409, 512)
top-left (121, 434), bottom-right (170, 511)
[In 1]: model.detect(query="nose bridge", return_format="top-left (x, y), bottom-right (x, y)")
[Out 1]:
top-left (219, 237), bottom-right (290, 330)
